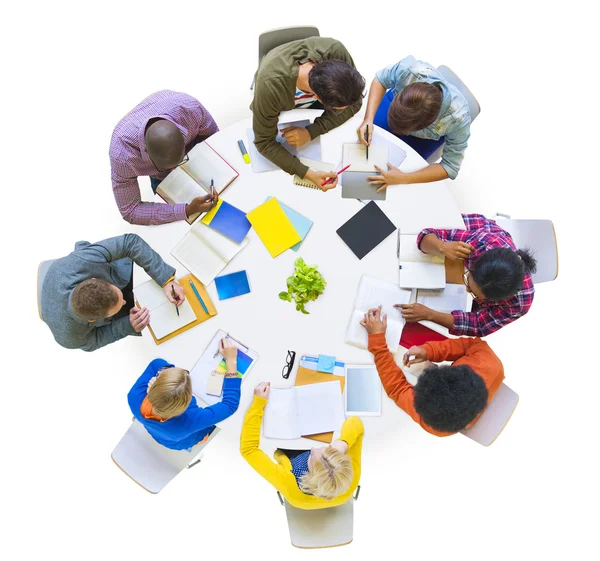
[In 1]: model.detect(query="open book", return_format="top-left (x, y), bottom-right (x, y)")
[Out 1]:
top-left (263, 381), bottom-right (345, 440)
top-left (398, 232), bottom-right (446, 289)
top-left (345, 275), bottom-right (411, 353)
top-left (171, 221), bottom-right (248, 285)
top-left (155, 142), bottom-right (239, 224)
top-left (134, 279), bottom-right (196, 340)
top-left (411, 285), bottom-right (473, 336)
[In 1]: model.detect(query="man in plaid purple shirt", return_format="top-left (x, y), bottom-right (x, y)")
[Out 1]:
top-left (396, 214), bottom-right (536, 337)
top-left (109, 90), bottom-right (219, 225)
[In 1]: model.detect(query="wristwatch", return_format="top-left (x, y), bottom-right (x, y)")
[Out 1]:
top-left (224, 372), bottom-right (238, 378)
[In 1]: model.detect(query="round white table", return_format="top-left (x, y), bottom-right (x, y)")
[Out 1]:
top-left (136, 109), bottom-right (464, 451)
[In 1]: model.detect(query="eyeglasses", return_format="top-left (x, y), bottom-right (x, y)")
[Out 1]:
top-left (282, 350), bottom-right (297, 380)
top-left (154, 153), bottom-right (189, 173)
top-left (462, 270), bottom-right (479, 300)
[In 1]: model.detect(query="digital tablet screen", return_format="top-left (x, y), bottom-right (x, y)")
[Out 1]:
top-left (345, 366), bottom-right (381, 416)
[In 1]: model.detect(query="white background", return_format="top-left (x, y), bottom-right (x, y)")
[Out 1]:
top-left (2, 1), bottom-right (598, 559)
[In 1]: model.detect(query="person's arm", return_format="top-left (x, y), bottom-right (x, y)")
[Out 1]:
top-left (80, 316), bottom-right (139, 352)
top-left (337, 417), bottom-right (364, 462)
top-left (82, 234), bottom-right (175, 287)
top-left (438, 123), bottom-right (470, 180)
top-left (239, 395), bottom-right (289, 492)
top-left (450, 298), bottom-right (525, 338)
top-left (422, 337), bottom-right (484, 363)
top-left (369, 163), bottom-right (450, 189)
top-left (357, 78), bottom-right (387, 145)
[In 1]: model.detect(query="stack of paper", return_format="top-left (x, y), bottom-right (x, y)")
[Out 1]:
top-left (265, 197), bottom-right (312, 252)
top-left (263, 381), bottom-right (345, 440)
top-left (247, 198), bottom-right (302, 257)
top-left (134, 279), bottom-right (197, 340)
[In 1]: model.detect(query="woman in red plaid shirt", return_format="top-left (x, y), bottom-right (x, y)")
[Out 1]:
top-left (396, 214), bottom-right (537, 337)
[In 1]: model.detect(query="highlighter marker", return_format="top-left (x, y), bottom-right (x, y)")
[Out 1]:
top-left (238, 140), bottom-right (251, 164)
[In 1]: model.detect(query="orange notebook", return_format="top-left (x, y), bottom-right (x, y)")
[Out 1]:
top-left (294, 366), bottom-right (346, 444)
top-left (136, 274), bottom-right (217, 345)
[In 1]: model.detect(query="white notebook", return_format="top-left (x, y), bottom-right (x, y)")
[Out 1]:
top-left (155, 142), bottom-right (238, 223)
top-left (342, 143), bottom-right (388, 172)
top-left (171, 221), bottom-right (248, 285)
top-left (134, 279), bottom-right (196, 340)
top-left (345, 275), bottom-right (411, 354)
top-left (413, 285), bottom-right (473, 336)
top-left (398, 233), bottom-right (446, 289)
top-left (263, 381), bottom-right (345, 440)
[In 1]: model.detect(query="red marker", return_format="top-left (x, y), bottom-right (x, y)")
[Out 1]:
top-left (321, 164), bottom-right (351, 187)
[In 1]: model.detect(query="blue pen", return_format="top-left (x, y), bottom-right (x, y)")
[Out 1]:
top-left (189, 280), bottom-right (209, 314)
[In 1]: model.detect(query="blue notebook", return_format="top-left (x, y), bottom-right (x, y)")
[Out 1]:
top-left (202, 200), bottom-right (251, 244)
top-left (266, 197), bottom-right (312, 252)
top-left (214, 270), bottom-right (251, 300)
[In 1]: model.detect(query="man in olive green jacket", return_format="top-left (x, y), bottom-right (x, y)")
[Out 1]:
top-left (251, 37), bottom-right (365, 191)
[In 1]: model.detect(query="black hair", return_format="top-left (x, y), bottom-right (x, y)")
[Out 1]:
top-left (308, 60), bottom-right (365, 110)
top-left (414, 364), bottom-right (488, 433)
top-left (470, 248), bottom-right (537, 301)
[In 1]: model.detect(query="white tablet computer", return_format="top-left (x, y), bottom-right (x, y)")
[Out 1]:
top-left (344, 364), bottom-right (382, 416)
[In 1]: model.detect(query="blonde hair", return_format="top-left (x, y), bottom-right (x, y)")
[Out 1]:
top-left (299, 447), bottom-right (354, 500)
top-left (147, 367), bottom-right (192, 419)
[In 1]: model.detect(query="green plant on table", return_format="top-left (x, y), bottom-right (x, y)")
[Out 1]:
top-left (278, 258), bottom-right (327, 314)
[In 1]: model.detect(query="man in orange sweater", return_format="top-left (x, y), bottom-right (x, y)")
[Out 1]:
top-left (361, 306), bottom-right (504, 436)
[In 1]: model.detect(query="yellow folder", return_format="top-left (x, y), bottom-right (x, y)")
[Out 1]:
top-left (246, 198), bottom-right (301, 257)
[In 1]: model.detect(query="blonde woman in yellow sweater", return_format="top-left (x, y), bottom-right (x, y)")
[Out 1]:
top-left (240, 382), bottom-right (364, 510)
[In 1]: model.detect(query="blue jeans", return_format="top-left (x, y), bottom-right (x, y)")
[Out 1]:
top-left (374, 89), bottom-right (445, 160)
top-left (150, 177), bottom-right (162, 193)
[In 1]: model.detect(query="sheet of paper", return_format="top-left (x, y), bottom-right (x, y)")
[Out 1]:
top-left (181, 142), bottom-right (237, 192)
top-left (263, 389), bottom-right (300, 439)
top-left (354, 275), bottom-right (412, 317)
top-left (417, 285), bottom-right (471, 314)
top-left (296, 381), bottom-right (345, 436)
top-left (149, 299), bottom-right (196, 340)
top-left (342, 143), bottom-right (388, 172)
top-left (370, 134), bottom-right (407, 168)
top-left (345, 309), bottom-right (404, 353)
top-left (399, 261), bottom-right (446, 289)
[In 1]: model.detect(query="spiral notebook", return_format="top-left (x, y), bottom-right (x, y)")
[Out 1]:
top-left (293, 158), bottom-right (336, 189)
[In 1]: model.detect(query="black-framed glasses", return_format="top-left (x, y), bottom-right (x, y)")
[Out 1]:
top-left (154, 153), bottom-right (189, 173)
top-left (282, 350), bottom-right (296, 380)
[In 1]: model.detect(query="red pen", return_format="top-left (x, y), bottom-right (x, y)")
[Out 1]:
top-left (321, 164), bottom-right (351, 186)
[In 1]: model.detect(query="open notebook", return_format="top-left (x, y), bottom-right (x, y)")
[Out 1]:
top-left (134, 279), bottom-right (196, 340)
top-left (411, 285), bottom-right (473, 336)
top-left (263, 381), bottom-right (345, 440)
top-left (155, 142), bottom-right (239, 224)
top-left (171, 221), bottom-right (248, 285)
top-left (398, 232), bottom-right (446, 289)
top-left (342, 143), bottom-right (388, 172)
top-left (293, 157), bottom-right (336, 189)
top-left (345, 275), bottom-right (411, 353)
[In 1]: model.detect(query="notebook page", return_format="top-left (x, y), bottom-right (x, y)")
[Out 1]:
top-left (182, 143), bottom-right (237, 192)
top-left (156, 167), bottom-right (206, 206)
top-left (399, 234), bottom-right (444, 264)
top-left (345, 309), bottom-right (404, 352)
top-left (171, 229), bottom-right (226, 286)
top-left (296, 381), bottom-right (344, 436)
top-left (134, 279), bottom-right (169, 310)
top-left (263, 389), bottom-right (300, 439)
top-left (354, 276), bottom-right (411, 317)
top-left (343, 143), bottom-right (388, 172)
top-left (149, 299), bottom-right (196, 340)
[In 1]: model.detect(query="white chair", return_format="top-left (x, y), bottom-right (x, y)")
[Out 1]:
top-left (492, 214), bottom-right (559, 283)
top-left (277, 486), bottom-right (360, 548)
top-left (111, 420), bottom-right (221, 494)
top-left (427, 65), bottom-right (481, 164)
top-left (251, 26), bottom-right (320, 89)
top-left (37, 259), bottom-right (57, 320)
top-left (461, 383), bottom-right (519, 446)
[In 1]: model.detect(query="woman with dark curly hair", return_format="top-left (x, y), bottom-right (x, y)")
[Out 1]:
top-left (362, 307), bottom-right (504, 436)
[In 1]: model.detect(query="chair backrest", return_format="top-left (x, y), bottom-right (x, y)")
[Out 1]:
top-left (437, 65), bottom-right (481, 121)
top-left (494, 218), bottom-right (559, 283)
top-left (37, 259), bottom-right (57, 321)
top-left (111, 420), bottom-right (220, 494)
top-left (258, 26), bottom-right (320, 63)
top-left (461, 383), bottom-right (519, 446)
top-left (283, 499), bottom-right (354, 548)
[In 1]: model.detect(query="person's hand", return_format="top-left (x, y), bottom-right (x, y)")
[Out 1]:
top-left (130, 306), bottom-right (150, 332)
top-left (402, 346), bottom-right (428, 367)
top-left (280, 126), bottom-right (311, 148)
top-left (440, 241), bottom-right (474, 261)
top-left (186, 193), bottom-right (217, 217)
top-left (357, 120), bottom-right (374, 146)
top-left (219, 337), bottom-right (238, 362)
top-left (305, 169), bottom-right (338, 191)
top-left (360, 305), bottom-right (387, 334)
top-left (254, 382), bottom-right (271, 399)
top-left (367, 163), bottom-right (408, 192)
top-left (163, 281), bottom-right (186, 306)
top-left (394, 303), bottom-right (433, 322)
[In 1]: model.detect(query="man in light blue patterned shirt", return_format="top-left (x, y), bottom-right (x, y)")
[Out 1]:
top-left (358, 56), bottom-right (472, 188)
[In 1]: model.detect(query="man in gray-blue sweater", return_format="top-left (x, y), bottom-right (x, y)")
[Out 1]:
top-left (41, 234), bottom-right (184, 352)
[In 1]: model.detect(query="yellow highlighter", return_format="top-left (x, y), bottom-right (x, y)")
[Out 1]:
top-left (238, 139), bottom-right (251, 164)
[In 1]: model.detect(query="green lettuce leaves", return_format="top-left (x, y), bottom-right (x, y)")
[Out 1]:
top-left (278, 257), bottom-right (327, 314)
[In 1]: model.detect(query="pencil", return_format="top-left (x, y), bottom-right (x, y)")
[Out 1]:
top-left (321, 164), bottom-right (351, 187)
top-left (171, 285), bottom-right (179, 316)
top-left (189, 280), bottom-right (209, 314)
top-left (366, 124), bottom-right (369, 160)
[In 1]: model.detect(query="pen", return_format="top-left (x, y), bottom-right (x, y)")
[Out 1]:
top-left (365, 124), bottom-right (369, 160)
top-left (189, 280), bottom-right (209, 314)
top-left (171, 285), bottom-right (179, 316)
top-left (210, 178), bottom-right (217, 202)
top-left (396, 229), bottom-right (400, 259)
top-left (321, 164), bottom-right (351, 187)
top-left (237, 139), bottom-right (251, 164)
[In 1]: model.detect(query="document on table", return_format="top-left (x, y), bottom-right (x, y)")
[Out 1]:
top-left (342, 143), bottom-right (388, 172)
top-left (414, 285), bottom-right (473, 336)
top-left (263, 381), bottom-right (345, 440)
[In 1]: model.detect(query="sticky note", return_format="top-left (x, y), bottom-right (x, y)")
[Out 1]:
top-left (317, 354), bottom-right (336, 374)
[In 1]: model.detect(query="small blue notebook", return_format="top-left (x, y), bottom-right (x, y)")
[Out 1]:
top-left (266, 197), bottom-right (312, 252)
top-left (214, 270), bottom-right (251, 300)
